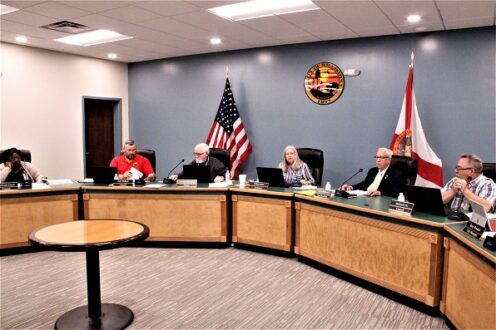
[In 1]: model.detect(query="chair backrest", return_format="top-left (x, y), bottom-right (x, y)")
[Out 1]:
top-left (209, 148), bottom-right (231, 170)
top-left (391, 155), bottom-right (418, 186)
top-left (120, 149), bottom-right (156, 171)
top-left (0, 149), bottom-right (31, 163)
top-left (482, 162), bottom-right (496, 182)
top-left (297, 148), bottom-right (324, 186)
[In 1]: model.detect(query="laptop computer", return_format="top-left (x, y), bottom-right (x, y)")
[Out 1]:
top-left (404, 184), bottom-right (447, 217)
top-left (92, 166), bottom-right (117, 184)
top-left (256, 167), bottom-right (286, 188)
top-left (182, 164), bottom-right (211, 183)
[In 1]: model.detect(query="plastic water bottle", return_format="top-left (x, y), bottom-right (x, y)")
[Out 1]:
top-left (398, 193), bottom-right (405, 202)
top-left (325, 182), bottom-right (331, 192)
top-left (225, 171), bottom-right (231, 183)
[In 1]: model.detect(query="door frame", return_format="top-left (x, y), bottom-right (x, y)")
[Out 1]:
top-left (82, 96), bottom-right (122, 177)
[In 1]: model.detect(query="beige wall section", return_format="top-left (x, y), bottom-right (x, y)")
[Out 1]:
top-left (0, 42), bottom-right (128, 179)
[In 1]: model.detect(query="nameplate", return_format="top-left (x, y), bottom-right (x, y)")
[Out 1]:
top-left (388, 200), bottom-right (414, 215)
top-left (463, 221), bottom-right (485, 240)
top-left (315, 189), bottom-right (331, 198)
top-left (176, 179), bottom-right (198, 186)
top-left (0, 182), bottom-right (21, 190)
top-left (252, 182), bottom-right (269, 190)
top-left (112, 181), bottom-right (134, 187)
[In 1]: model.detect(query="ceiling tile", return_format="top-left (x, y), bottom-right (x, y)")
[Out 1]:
top-left (1, 1), bottom-right (43, 9)
top-left (21, 1), bottom-right (92, 19)
top-left (71, 14), bottom-right (130, 31)
top-left (0, 10), bottom-right (57, 27)
top-left (131, 1), bottom-right (199, 17)
top-left (240, 16), bottom-right (314, 39)
top-left (59, 1), bottom-right (129, 13)
top-left (1, 0), bottom-right (493, 63)
top-left (317, 1), bottom-right (397, 32)
top-left (138, 16), bottom-right (212, 41)
top-left (185, 1), bottom-right (246, 10)
top-left (99, 5), bottom-right (162, 23)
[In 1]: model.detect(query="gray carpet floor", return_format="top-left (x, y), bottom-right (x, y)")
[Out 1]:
top-left (1, 247), bottom-right (448, 329)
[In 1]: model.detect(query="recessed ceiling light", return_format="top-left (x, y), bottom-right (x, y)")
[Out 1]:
top-left (107, 53), bottom-right (117, 59)
top-left (208, 0), bottom-right (319, 21)
top-left (54, 29), bottom-right (132, 47)
top-left (210, 38), bottom-right (222, 45)
top-left (407, 15), bottom-right (421, 23)
top-left (15, 36), bottom-right (28, 43)
top-left (0, 4), bottom-right (19, 16)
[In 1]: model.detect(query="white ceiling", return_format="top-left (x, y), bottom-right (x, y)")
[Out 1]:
top-left (1, 0), bottom-right (495, 63)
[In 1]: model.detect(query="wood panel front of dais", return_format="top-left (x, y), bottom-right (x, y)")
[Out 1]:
top-left (232, 194), bottom-right (293, 251)
top-left (295, 202), bottom-right (443, 306)
top-left (440, 238), bottom-right (495, 329)
top-left (83, 192), bottom-right (227, 242)
top-left (1, 192), bottom-right (79, 248)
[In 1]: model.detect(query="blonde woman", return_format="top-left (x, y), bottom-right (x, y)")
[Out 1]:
top-left (278, 145), bottom-right (315, 187)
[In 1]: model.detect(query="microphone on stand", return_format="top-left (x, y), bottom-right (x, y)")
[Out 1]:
top-left (447, 176), bottom-right (471, 221)
top-left (163, 159), bottom-right (185, 184)
top-left (335, 168), bottom-right (363, 198)
top-left (20, 163), bottom-right (33, 188)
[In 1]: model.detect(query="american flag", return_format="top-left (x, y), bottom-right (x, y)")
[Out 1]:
top-left (206, 78), bottom-right (252, 179)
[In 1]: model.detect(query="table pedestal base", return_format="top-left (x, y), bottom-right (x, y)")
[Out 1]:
top-left (55, 303), bottom-right (133, 330)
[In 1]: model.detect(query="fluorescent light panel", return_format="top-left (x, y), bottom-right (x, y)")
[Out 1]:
top-left (208, 0), bottom-right (319, 21)
top-left (0, 4), bottom-right (19, 15)
top-left (54, 29), bottom-right (132, 47)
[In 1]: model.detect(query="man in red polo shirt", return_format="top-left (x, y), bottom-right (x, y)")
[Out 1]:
top-left (110, 140), bottom-right (156, 181)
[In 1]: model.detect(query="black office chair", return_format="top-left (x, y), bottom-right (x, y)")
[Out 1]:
top-left (209, 148), bottom-right (231, 170)
top-left (482, 162), bottom-right (496, 182)
top-left (120, 149), bottom-right (156, 171)
top-left (0, 149), bottom-right (32, 163)
top-left (297, 148), bottom-right (324, 186)
top-left (391, 155), bottom-right (418, 186)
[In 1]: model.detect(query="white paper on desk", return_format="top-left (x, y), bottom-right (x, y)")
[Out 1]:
top-left (79, 178), bottom-right (94, 183)
top-left (130, 167), bottom-right (142, 180)
top-left (49, 179), bottom-right (74, 185)
top-left (349, 190), bottom-right (368, 196)
top-left (209, 182), bottom-right (231, 188)
top-left (31, 183), bottom-right (50, 189)
top-left (482, 232), bottom-right (496, 238)
top-left (146, 183), bottom-right (166, 188)
top-left (293, 185), bottom-right (318, 190)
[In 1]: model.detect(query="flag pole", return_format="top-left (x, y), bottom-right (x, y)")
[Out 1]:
top-left (226, 65), bottom-right (229, 78)
top-left (410, 52), bottom-right (414, 68)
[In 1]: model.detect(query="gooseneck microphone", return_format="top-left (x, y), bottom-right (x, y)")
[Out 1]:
top-left (447, 176), bottom-right (471, 221)
top-left (163, 159), bottom-right (185, 184)
top-left (335, 168), bottom-right (363, 198)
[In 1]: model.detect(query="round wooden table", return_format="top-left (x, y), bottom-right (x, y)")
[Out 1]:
top-left (29, 219), bottom-right (149, 330)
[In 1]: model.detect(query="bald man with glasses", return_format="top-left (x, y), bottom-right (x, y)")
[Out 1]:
top-left (442, 153), bottom-right (496, 213)
top-left (341, 147), bottom-right (403, 197)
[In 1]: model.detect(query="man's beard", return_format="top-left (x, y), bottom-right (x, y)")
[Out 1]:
top-left (126, 154), bottom-right (135, 160)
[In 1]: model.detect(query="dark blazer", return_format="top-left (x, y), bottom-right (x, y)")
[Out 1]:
top-left (351, 166), bottom-right (404, 198)
top-left (179, 156), bottom-right (227, 182)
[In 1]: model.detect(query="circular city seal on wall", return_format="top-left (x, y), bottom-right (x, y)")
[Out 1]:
top-left (304, 62), bottom-right (345, 105)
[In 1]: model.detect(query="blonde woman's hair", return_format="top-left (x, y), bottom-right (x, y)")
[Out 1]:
top-left (280, 145), bottom-right (303, 172)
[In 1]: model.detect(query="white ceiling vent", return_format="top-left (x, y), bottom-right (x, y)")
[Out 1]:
top-left (41, 21), bottom-right (93, 34)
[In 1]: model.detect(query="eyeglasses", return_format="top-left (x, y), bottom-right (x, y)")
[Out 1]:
top-left (193, 152), bottom-right (205, 156)
top-left (455, 166), bottom-right (473, 171)
top-left (373, 156), bottom-right (390, 159)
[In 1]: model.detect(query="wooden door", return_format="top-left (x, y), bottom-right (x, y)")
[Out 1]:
top-left (84, 99), bottom-right (118, 177)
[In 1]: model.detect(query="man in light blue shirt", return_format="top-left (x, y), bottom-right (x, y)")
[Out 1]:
top-left (442, 153), bottom-right (496, 213)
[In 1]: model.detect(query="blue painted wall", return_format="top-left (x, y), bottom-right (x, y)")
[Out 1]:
top-left (129, 27), bottom-right (495, 186)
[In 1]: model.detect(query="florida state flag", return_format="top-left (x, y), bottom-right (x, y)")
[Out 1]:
top-left (390, 53), bottom-right (443, 188)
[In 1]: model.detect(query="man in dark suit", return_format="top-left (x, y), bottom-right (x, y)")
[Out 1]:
top-left (341, 147), bottom-right (403, 197)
